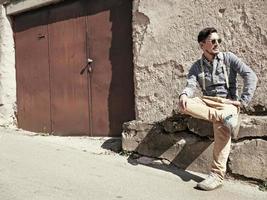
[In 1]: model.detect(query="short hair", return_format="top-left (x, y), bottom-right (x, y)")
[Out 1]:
top-left (197, 27), bottom-right (217, 43)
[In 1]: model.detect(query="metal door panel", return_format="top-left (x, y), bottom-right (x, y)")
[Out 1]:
top-left (48, 2), bottom-right (89, 135)
top-left (13, 0), bottom-right (134, 136)
top-left (86, 0), bottom-right (135, 136)
top-left (14, 10), bottom-right (51, 133)
top-left (87, 10), bottom-right (111, 136)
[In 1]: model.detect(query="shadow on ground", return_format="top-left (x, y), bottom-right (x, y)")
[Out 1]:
top-left (127, 155), bottom-right (204, 183)
top-left (101, 138), bottom-right (122, 153)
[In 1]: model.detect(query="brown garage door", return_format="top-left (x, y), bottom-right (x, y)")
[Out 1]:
top-left (13, 0), bottom-right (135, 136)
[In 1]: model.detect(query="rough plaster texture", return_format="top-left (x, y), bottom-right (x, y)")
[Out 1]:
top-left (133, 0), bottom-right (267, 122)
top-left (0, 5), bottom-right (16, 127)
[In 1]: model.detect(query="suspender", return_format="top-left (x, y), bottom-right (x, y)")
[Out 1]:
top-left (200, 59), bottom-right (206, 90)
top-left (222, 60), bottom-right (230, 89)
top-left (200, 57), bottom-right (229, 91)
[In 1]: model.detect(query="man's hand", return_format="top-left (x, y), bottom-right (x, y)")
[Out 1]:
top-left (179, 94), bottom-right (188, 112)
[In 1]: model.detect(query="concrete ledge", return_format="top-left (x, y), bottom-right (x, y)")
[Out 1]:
top-left (122, 116), bottom-right (267, 181)
top-left (5, 0), bottom-right (63, 15)
top-left (187, 114), bottom-right (267, 140)
top-left (229, 139), bottom-right (267, 181)
top-left (122, 124), bottom-right (213, 174)
top-left (238, 115), bottom-right (267, 139)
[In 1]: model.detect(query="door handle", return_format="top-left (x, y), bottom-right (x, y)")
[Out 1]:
top-left (80, 58), bottom-right (93, 75)
top-left (87, 58), bottom-right (93, 73)
top-left (87, 58), bottom-right (93, 64)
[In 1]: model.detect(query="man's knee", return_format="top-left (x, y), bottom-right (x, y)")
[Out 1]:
top-left (187, 97), bottom-right (203, 104)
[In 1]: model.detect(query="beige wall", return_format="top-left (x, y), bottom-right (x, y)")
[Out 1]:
top-left (133, 0), bottom-right (267, 122)
top-left (0, 5), bottom-right (16, 127)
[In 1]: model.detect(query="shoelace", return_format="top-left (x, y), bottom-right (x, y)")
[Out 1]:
top-left (224, 114), bottom-right (233, 122)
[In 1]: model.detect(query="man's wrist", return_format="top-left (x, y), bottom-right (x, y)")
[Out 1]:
top-left (179, 93), bottom-right (187, 100)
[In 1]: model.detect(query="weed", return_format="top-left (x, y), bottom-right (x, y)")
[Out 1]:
top-left (259, 180), bottom-right (267, 192)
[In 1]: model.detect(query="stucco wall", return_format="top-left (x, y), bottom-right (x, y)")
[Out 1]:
top-left (1, 0), bottom-right (266, 127)
top-left (133, 0), bottom-right (267, 122)
top-left (0, 5), bottom-right (16, 127)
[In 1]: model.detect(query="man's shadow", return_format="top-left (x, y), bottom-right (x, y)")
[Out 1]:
top-left (127, 153), bottom-right (205, 183)
top-left (102, 115), bottom-right (214, 184)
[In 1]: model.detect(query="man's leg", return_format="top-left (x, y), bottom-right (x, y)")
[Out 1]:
top-left (183, 97), bottom-right (239, 190)
top-left (211, 122), bottom-right (231, 179)
top-left (183, 97), bottom-right (235, 122)
top-left (210, 102), bottom-right (238, 178)
top-left (196, 122), bottom-right (231, 191)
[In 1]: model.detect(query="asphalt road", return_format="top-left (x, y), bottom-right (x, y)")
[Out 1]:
top-left (0, 128), bottom-right (265, 200)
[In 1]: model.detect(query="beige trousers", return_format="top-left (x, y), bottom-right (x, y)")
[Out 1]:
top-left (182, 96), bottom-right (239, 180)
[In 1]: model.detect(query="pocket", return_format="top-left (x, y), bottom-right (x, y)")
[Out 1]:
top-left (215, 66), bottom-right (223, 75)
top-left (215, 65), bottom-right (228, 84)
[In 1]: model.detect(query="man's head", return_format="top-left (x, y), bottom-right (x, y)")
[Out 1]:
top-left (198, 27), bottom-right (221, 56)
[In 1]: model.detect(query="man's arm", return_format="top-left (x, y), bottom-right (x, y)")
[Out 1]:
top-left (180, 63), bottom-right (199, 97)
top-left (227, 52), bottom-right (258, 107)
top-left (179, 63), bottom-right (199, 110)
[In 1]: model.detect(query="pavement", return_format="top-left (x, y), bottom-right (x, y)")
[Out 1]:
top-left (0, 127), bottom-right (266, 200)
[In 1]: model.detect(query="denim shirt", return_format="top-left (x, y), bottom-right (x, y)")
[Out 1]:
top-left (181, 52), bottom-right (258, 107)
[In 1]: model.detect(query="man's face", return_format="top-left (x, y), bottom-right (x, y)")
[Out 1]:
top-left (200, 32), bottom-right (221, 55)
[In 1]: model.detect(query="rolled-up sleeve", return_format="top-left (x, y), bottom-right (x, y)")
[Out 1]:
top-left (181, 63), bottom-right (198, 98)
top-left (228, 52), bottom-right (258, 107)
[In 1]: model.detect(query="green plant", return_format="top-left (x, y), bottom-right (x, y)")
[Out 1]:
top-left (259, 181), bottom-right (267, 192)
top-left (119, 150), bottom-right (132, 157)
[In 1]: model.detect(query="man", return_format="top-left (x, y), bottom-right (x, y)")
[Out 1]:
top-left (179, 27), bottom-right (257, 191)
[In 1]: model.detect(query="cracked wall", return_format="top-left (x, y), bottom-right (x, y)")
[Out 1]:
top-left (133, 0), bottom-right (267, 122)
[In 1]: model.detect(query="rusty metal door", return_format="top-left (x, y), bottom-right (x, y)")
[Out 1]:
top-left (48, 1), bottom-right (89, 136)
top-left (14, 9), bottom-right (51, 133)
top-left (13, 0), bottom-right (134, 136)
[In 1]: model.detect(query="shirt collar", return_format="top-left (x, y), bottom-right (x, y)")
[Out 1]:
top-left (216, 52), bottom-right (224, 60)
top-left (201, 55), bottom-right (212, 67)
top-left (201, 52), bottom-right (223, 63)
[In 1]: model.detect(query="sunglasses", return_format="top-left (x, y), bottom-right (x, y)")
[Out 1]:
top-left (210, 38), bottom-right (222, 44)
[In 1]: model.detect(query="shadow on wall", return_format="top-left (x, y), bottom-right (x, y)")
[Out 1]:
top-left (108, 0), bottom-right (135, 136)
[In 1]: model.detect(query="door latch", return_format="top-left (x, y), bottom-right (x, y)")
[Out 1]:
top-left (37, 33), bottom-right (46, 39)
top-left (87, 58), bottom-right (93, 73)
top-left (80, 58), bottom-right (94, 75)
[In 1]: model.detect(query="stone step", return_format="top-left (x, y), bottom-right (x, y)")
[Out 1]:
top-left (229, 139), bottom-right (267, 181)
top-left (181, 114), bottom-right (267, 140)
top-left (122, 117), bottom-right (267, 181)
